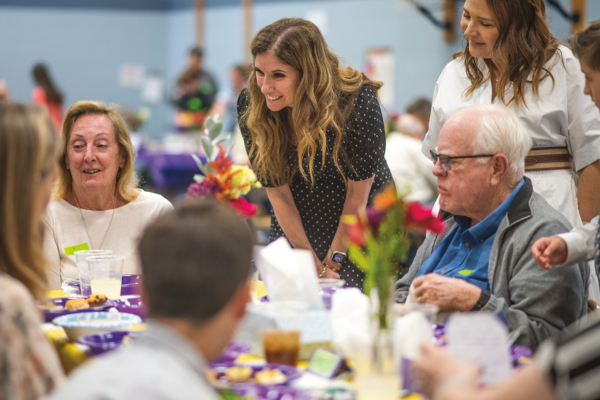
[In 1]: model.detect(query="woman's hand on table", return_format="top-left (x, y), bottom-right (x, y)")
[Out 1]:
top-left (413, 342), bottom-right (479, 400)
top-left (314, 253), bottom-right (340, 279)
top-left (323, 255), bottom-right (342, 272)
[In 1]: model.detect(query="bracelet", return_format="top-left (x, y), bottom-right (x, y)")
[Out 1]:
top-left (432, 375), bottom-right (476, 399)
top-left (319, 263), bottom-right (330, 278)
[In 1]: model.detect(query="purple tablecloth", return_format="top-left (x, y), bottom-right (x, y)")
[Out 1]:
top-left (136, 148), bottom-right (206, 188)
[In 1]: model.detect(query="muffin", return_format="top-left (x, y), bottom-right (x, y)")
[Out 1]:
top-left (86, 293), bottom-right (108, 307)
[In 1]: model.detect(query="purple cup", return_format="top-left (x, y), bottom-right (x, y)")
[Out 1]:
top-left (42, 297), bottom-right (114, 323)
top-left (113, 296), bottom-right (147, 320)
top-left (212, 342), bottom-right (252, 363)
top-left (78, 330), bottom-right (141, 356)
top-left (120, 274), bottom-right (141, 295)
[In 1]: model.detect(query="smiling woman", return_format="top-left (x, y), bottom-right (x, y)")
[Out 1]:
top-left (238, 18), bottom-right (394, 287)
top-left (43, 101), bottom-right (173, 290)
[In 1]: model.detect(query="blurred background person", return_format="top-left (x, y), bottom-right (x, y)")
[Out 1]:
top-left (208, 64), bottom-right (251, 133)
top-left (32, 63), bottom-right (64, 132)
top-left (171, 46), bottom-right (218, 113)
top-left (43, 101), bottom-right (172, 290)
top-left (0, 79), bottom-right (11, 102)
top-left (0, 102), bottom-right (64, 399)
top-left (385, 112), bottom-right (436, 204)
top-left (406, 97), bottom-right (432, 133)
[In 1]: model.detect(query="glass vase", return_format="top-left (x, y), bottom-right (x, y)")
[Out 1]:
top-left (354, 328), bottom-right (400, 400)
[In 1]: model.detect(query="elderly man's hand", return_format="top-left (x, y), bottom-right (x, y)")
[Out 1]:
top-left (413, 342), bottom-right (479, 399)
top-left (413, 273), bottom-right (482, 312)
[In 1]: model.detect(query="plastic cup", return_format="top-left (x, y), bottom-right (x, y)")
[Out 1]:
top-left (87, 255), bottom-right (125, 300)
top-left (260, 301), bottom-right (307, 366)
top-left (261, 329), bottom-right (300, 366)
top-left (74, 250), bottom-right (113, 297)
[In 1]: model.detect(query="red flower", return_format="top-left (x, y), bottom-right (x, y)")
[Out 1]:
top-left (229, 197), bottom-right (256, 219)
top-left (210, 144), bottom-right (233, 174)
top-left (404, 203), bottom-right (445, 234)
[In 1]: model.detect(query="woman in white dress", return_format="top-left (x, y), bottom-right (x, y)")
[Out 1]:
top-left (43, 101), bottom-right (173, 290)
top-left (423, 0), bottom-right (600, 228)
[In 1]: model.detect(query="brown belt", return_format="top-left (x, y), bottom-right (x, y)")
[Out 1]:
top-left (524, 147), bottom-right (573, 172)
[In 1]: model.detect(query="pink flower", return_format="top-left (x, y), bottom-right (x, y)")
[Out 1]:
top-left (186, 181), bottom-right (216, 198)
top-left (405, 203), bottom-right (445, 234)
top-left (229, 197), bottom-right (257, 218)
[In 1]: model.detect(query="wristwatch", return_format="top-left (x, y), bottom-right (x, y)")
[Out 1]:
top-left (327, 248), bottom-right (348, 264)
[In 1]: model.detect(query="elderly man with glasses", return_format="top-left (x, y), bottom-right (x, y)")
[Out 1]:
top-left (395, 105), bottom-right (588, 350)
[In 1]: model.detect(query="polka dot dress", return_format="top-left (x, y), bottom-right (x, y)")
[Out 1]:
top-left (238, 85), bottom-right (394, 288)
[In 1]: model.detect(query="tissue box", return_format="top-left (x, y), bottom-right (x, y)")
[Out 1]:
top-left (235, 305), bottom-right (333, 361)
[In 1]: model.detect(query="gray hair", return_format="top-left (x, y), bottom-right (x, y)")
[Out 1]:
top-left (471, 105), bottom-right (532, 184)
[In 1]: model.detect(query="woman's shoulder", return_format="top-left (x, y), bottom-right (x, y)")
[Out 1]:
top-left (131, 190), bottom-right (174, 213)
top-left (0, 274), bottom-right (36, 309)
top-left (237, 88), bottom-right (250, 112)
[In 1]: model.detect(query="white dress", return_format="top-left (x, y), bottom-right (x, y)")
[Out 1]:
top-left (43, 190), bottom-right (173, 290)
top-left (423, 45), bottom-right (600, 301)
top-left (423, 45), bottom-right (600, 227)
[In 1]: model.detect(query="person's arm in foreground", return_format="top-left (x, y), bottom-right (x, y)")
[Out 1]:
top-left (531, 214), bottom-right (599, 270)
top-left (413, 342), bottom-right (560, 400)
top-left (578, 162), bottom-right (600, 223)
top-left (266, 185), bottom-right (339, 278)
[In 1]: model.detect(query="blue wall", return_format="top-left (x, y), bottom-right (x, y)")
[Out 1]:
top-left (2, 0), bottom-right (600, 140)
top-left (0, 7), bottom-right (170, 138)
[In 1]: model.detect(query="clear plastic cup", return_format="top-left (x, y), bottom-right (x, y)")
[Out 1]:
top-left (260, 300), bottom-right (307, 366)
top-left (87, 255), bottom-right (125, 300)
top-left (74, 250), bottom-right (113, 297)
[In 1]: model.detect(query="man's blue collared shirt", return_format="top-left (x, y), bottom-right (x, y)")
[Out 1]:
top-left (415, 179), bottom-right (525, 291)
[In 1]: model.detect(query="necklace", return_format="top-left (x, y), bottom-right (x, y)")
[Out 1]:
top-left (73, 191), bottom-right (116, 250)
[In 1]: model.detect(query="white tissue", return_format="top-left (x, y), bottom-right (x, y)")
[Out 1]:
top-left (393, 312), bottom-right (433, 362)
top-left (330, 288), bottom-right (371, 359)
top-left (255, 238), bottom-right (324, 310)
top-left (406, 282), bottom-right (418, 304)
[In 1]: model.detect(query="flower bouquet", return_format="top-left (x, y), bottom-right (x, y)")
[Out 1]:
top-left (187, 118), bottom-right (261, 218)
top-left (343, 186), bottom-right (445, 330)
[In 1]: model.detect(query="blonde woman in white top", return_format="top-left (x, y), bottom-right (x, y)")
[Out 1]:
top-left (423, 0), bottom-right (600, 227)
top-left (43, 101), bottom-right (172, 290)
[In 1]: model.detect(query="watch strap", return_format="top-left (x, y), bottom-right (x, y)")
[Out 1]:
top-left (471, 290), bottom-right (491, 311)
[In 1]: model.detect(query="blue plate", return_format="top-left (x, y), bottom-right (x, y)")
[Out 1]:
top-left (78, 330), bottom-right (142, 356)
top-left (42, 297), bottom-right (114, 323)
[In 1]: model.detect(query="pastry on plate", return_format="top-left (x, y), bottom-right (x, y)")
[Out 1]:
top-left (86, 293), bottom-right (108, 307)
top-left (65, 298), bottom-right (89, 310)
top-left (254, 368), bottom-right (286, 385)
top-left (225, 366), bottom-right (253, 383)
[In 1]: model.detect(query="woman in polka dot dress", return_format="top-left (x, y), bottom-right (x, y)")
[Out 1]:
top-left (238, 18), bottom-right (394, 288)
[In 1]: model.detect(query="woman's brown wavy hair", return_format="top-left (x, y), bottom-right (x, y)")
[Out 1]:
top-left (455, 0), bottom-right (560, 107)
top-left (0, 103), bottom-right (60, 300)
top-left (242, 18), bottom-right (381, 187)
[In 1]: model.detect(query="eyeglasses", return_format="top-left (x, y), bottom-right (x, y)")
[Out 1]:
top-left (430, 150), bottom-right (496, 171)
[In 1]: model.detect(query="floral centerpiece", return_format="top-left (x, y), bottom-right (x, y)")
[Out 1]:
top-left (187, 118), bottom-right (261, 218)
top-left (343, 186), bottom-right (445, 330)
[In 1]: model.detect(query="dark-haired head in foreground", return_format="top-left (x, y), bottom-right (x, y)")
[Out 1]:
top-left (140, 198), bottom-right (253, 325)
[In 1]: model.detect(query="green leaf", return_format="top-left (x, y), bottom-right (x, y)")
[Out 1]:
top-left (207, 121), bottom-right (223, 140)
top-left (191, 153), bottom-right (203, 169)
top-left (348, 246), bottom-right (370, 272)
top-left (193, 174), bottom-right (205, 183)
top-left (201, 136), bottom-right (213, 159)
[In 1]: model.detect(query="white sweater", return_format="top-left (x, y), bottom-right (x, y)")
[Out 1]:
top-left (43, 191), bottom-right (173, 290)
